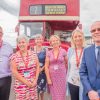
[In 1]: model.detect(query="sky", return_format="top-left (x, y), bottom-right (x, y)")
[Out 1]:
top-left (80, 0), bottom-right (100, 34)
top-left (0, 0), bottom-right (100, 47)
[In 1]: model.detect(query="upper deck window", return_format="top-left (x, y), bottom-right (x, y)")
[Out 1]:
top-left (29, 4), bottom-right (66, 15)
top-left (30, 5), bottom-right (43, 15)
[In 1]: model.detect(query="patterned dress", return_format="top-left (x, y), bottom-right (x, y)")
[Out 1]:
top-left (47, 47), bottom-right (67, 100)
top-left (36, 48), bottom-right (47, 93)
top-left (11, 50), bottom-right (38, 100)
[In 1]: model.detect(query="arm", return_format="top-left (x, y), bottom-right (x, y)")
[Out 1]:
top-left (10, 59), bottom-right (32, 87)
top-left (79, 50), bottom-right (92, 95)
top-left (45, 56), bottom-right (52, 84)
top-left (64, 55), bottom-right (68, 71)
top-left (35, 55), bottom-right (40, 82)
top-left (62, 48), bottom-right (68, 71)
top-left (31, 55), bottom-right (40, 87)
top-left (80, 49), bottom-right (100, 99)
top-left (40, 66), bottom-right (45, 72)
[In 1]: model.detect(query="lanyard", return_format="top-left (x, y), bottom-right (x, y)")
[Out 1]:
top-left (20, 51), bottom-right (29, 68)
top-left (75, 48), bottom-right (83, 68)
top-left (53, 48), bottom-right (60, 62)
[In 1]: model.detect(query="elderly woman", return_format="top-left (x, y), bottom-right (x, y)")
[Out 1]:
top-left (34, 34), bottom-right (47, 100)
top-left (10, 34), bottom-right (40, 100)
top-left (67, 29), bottom-right (85, 100)
top-left (45, 35), bottom-right (67, 100)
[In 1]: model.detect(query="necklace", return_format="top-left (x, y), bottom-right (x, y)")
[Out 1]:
top-left (75, 48), bottom-right (83, 68)
top-left (19, 51), bottom-right (29, 68)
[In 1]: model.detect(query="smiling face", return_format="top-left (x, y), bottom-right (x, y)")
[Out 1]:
top-left (50, 35), bottom-right (60, 48)
top-left (72, 31), bottom-right (84, 47)
top-left (35, 35), bottom-right (43, 46)
top-left (17, 38), bottom-right (28, 51)
top-left (90, 21), bottom-right (100, 45)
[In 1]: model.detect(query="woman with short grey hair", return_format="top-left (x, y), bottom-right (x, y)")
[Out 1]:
top-left (10, 34), bottom-right (40, 100)
top-left (16, 34), bottom-right (29, 44)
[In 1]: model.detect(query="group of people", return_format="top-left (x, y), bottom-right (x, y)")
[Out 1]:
top-left (0, 21), bottom-right (100, 100)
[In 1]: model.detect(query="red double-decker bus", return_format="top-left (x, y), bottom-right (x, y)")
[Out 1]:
top-left (17, 0), bottom-right (80, 50)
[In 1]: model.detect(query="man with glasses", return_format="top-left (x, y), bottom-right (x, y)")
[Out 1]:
top-left (80, 21), bottom-right (100, 100)
top-left (0, 26), bottom-right (13, 100)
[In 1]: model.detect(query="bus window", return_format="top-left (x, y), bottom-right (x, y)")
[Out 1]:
top-left (54, 30), bottom-right (72, 42)
top-left (45, 22), bottom-right (52, 40)
top-left (30, 5), bottom-right (42, 15)
top-left (19, 24), bottom-right (25, 35)
top-left (19, 22), bottom-right (43, 38)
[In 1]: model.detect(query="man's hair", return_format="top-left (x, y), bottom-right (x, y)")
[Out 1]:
top-left (91, 21), bottom-right (100, 27)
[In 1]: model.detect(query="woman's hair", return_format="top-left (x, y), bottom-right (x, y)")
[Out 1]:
top-left (49, 35), bottom-right (61, 46)
top-left (17, 34), bottom-right (29, 43)
top-left (34, 34), bottom-right (43, 39)
top-left (71, 29), bottom-right (85, 48)
top-left (49, 35), bottom-right (60, 42)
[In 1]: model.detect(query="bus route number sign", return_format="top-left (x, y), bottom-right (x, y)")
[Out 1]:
top-left (30, 4), bottom-right (66, 15)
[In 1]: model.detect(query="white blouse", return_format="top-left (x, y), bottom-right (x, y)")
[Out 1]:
top-left (68, 50), bottom-right (83, 86)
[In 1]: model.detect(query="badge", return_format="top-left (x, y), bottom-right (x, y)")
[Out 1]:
top-left (24, 71), bottom-right (30, 77)
top-left (54, 65), bottom-right (59, 70)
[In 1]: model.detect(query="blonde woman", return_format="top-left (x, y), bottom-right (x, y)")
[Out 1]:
top-left (67, 29), bottom-right (85, 100)
top-left (10, 34), bottom-right (40, 100)
top-left (45, 35), bottom-right (67, 100)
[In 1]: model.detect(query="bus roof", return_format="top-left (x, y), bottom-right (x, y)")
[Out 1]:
top-left (19, 0), bottom-right (79, 21)
top-left (19, 0), bottom-right (80, 30)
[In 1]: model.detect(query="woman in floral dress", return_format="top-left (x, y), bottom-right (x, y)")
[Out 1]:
top-left (10, 34), bottom-right (40, 100)
top-left (34, 34), bottom-right (47, 100)
top-left (45, 35), bottom-right (67, 100)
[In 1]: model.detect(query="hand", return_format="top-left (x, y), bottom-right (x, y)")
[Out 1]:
top-left (88, 90), bottom-right (99, 100)
top-left (25, 81), bottom-right (33, 88)
top-left (48, 79), bottom-right (52, 85)
top-left (39, 68), bottom-right (43, 73)
top-left (32, 79), bottom-right (37, 87)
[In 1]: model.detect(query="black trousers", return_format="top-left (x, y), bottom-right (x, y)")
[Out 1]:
top-left (0, 76), bottom-right (11, 100)
top-left (68, 82), bottom-right (79, 100)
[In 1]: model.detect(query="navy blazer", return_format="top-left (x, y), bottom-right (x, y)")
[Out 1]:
top-left (80, 45), bottom-right (100, 100)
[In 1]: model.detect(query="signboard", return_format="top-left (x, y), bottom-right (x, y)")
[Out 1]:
top-left (45, 5), bottom-right (66, 14)
top-left (30, 4), bottom-right (66, 15)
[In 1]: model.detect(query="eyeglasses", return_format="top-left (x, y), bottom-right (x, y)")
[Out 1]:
top-left (90, 28), bottom-right (100, 33)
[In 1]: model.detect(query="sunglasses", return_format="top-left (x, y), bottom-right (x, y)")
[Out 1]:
top-left (90, 28), bottom-right (100, 33)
